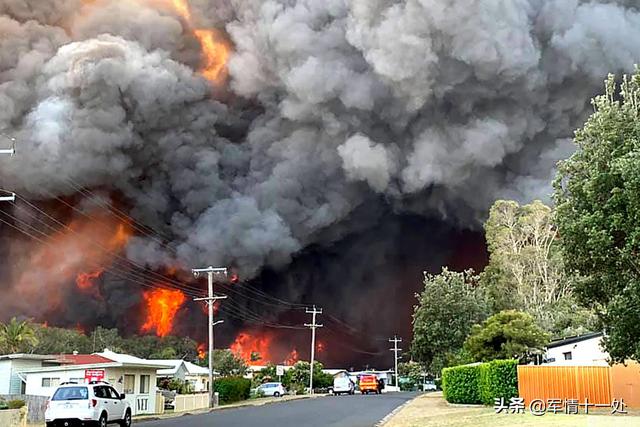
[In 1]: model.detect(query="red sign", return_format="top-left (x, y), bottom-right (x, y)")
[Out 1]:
top-left (85, 369), bottom-right (105, 383)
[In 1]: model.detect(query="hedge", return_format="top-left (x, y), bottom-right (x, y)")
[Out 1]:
top-left (213, 377), bottom-right (251, 404)
top-left (442, 359), bottom-right (518, 405)
top-left (442, 364), bottom-right (481, 404)
top-left (478, 360), bottom-right (518, 405)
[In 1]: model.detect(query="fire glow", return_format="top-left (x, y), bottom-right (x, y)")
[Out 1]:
top-left (230, 331), bottom-right (300, 366)
top-left (170, 0), bottom-right (230, 83)
top-left (141, 288), bottom-right (186, 337)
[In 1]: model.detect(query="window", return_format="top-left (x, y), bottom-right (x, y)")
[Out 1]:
top-left (52, 387), bottom-right (88, 401)
top-left (124, 375), bottom-right (135, 394)
top-left (563, 351), bottom-right (573, 360)
top-left (93, 386), bottom-right (107, 398)
top-left (108, 387), bottom-right (122, 399)
top-left (140, 375), bottom-right (150, 394)
top-left (41, 378), bottom-right (60, 388)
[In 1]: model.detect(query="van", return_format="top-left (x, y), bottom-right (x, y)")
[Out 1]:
top-left (332, 375), bottom-right (355, 395)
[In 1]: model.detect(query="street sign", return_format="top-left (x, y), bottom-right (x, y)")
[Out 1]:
top-left (85, 369), bottom-right (105, 383)
top-left (276, 365), bottom-right (285, 376)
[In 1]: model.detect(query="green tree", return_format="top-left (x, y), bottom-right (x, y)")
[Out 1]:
top-left (554, 70), bottom-right (640, 363)
top-left (411, 268), bottom-right (489, 374)
top-left (0, 318), bottom-right (39, 353)
top-left (213, 349), bottom-right (248, 377)
top-left (285, 361), bottom-right (331, 392)
top-left (33, 325), bottom-right (91, 354)
top-left (397, 361), bottom-right (424, 391)
top-left (463, 310), bottom-right (549, 363)
top-left (481, 199), bottom-right (595, 336)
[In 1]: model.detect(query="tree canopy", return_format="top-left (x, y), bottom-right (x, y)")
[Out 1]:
top-left (213, 349), bottom-right (248, 377)
top-left (0, 318), bottom-right (38, 354)
top-left (554, 70), bottom-right (640, 363)
top-left (480, 199), bottom-right (595, 336)
top-left (411, 268), bottom-right (489, 374)
top-left (463, 310), bottom-right (549, 363)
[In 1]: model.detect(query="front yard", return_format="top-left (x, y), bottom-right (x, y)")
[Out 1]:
top-left (384, 392), bottom-right (640, 427)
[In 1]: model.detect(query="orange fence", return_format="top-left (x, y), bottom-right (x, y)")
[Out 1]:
top-left (517, 365), bottom-right (612, 405)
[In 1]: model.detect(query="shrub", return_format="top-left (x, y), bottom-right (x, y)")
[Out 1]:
top-left (0, 398), bottom-right (7, 410)
top-left (442, 364), bottom-right (480, 404)
top-left (478, 360), bottom-right (518, 405)
top-left (443, 360), bottom-right (518, 405)
top-left (213, 377), bottom-right (251, 404)
top-left (434, 378), bottom-right (442, 390)
top-left (7, 400), bottom-right (25, 409)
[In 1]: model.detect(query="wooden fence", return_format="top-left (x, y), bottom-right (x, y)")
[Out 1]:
top-left (518, 363), bottom-right (640, 407)
top-left (174, 393), bottom-right (209, 412)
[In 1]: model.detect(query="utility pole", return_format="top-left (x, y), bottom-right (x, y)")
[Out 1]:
top-left (389, 335), bottom-right (402, 388)
top-left (192, 266), bottom-right (228, 408)
top-left (0, 134), bottom-right (15, 202)
top-left (304, 305), bottom-right (322, 394)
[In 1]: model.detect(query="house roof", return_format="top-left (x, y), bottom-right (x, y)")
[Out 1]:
top-left (56, 354), bottom-right (114, 365)
top-left (0, 354), bottom-right (56, 361)
top-left (184, 361), bottom-right (209, 375)
top-left (151, 359), bottom-right (211, 376)
top-left (95, 349), bottom-right (168, 369)
top-left (547, 332), bottom-right (604, 349)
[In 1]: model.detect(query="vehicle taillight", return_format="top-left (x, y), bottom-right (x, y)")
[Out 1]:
top-left (45, 400), bottom-right (50, 411)
top-left (89, 399), bottom-right (97, 408)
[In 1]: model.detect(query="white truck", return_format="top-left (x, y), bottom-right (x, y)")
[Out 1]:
top-left (331, 373), bottom-right (355, 395)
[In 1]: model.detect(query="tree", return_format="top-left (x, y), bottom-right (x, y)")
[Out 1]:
top-left (213, 349), bottom-right (248, 377)
top-left (0, 318), bottom-right (39, 354)
top-left (285, 361), bottom-right (331, 392)
top-left (463, 310), bottom-right (549, 363)
top-left (554, 70), bottom-right (640, 363)
top-left (411, 268), bottom-right (489, 374)
top-left (397, 361), bottom-right (424, 391)
top-left (33, 325), bottom-right (91, 354)
top-left (480, 199), bottom-right (595, 335)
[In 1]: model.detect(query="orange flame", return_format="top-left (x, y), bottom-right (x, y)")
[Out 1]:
top-left (285, 349), bottom-right (299, 366)
top-left (141, 288), bottom-right (186, 337)
top-left (11, 210), bottom-right (132, 310)
top-left (317, 341), bottom-right (326, 353)
top-left (197, 343), bottom-right (206, 360)
top-left (230, 332), bottom-right (273, 366)
top-left (230, 272), bottom-right (239, 284)
top-left (76, 268), bottom-right (104, 291)
top-left (171, 0), bottom-right (191, 22)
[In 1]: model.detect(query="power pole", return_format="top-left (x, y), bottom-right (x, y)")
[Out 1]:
top-left (192, 266), bottom-right (228, 408)
top-left (0, 134), bottom-right (15, 202)
top-left (304, 305), bottom-right (322, 394)
top-left (389, 335), bottom-right (402, 389)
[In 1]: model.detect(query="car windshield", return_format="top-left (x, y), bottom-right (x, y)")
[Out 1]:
top-left (52, 387), bottom-right (89, 401)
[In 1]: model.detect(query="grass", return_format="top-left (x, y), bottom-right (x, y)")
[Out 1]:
top-left (384, 392), bottom-right (640, 427)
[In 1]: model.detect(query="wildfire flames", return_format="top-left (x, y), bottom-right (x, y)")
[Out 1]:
top-left (197, 343), bottom-right (206, 360)
top-left (230, 331), bottom-right (301, 366)
top-left (76, 268), bottom-right (104, 291)
top-left (169, 0), bottom-right (230, 83)
top-left (11, 210), bottom-right (132, 310)
top-left (141, 288), bottom-right (186, 337)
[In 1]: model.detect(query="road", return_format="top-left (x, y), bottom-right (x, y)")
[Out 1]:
top-left (141, 392), bottom-right (418, 427)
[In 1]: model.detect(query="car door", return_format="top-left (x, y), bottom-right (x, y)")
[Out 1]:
top-left (106, 386), bottom-right (125, 420)
top-left (93, 386), bottom-right (110, 419)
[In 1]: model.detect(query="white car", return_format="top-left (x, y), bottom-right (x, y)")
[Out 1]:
top-left (423, 380), bottom-right (437, 391)
top-left (256, 382), bottom-right (286, 397)
top-left (331, 376), bottom-right (355, 395)
top-left (45, 382), bottom-right (132, 427)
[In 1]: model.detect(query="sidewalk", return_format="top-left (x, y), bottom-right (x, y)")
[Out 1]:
top-left (133, 393), bottom-right (325, 423)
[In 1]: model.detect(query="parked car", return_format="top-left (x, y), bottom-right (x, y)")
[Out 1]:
top-left (45, 381), bottom-right (131, 427)
top-left (331, 375), bottom-right (355, 395)
top-left (423, 380), bottom-right (437, 391)
top-left (358, 375), bottom-right (380, 395)
top-left (255, 382), bottom-right (286, 397)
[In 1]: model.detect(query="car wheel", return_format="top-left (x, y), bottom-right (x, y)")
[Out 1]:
top-left (119, 410), bottom-right (132, 427)
top-left (98, 412), bottom-right (108, 427)
top-left (273, 391), bottom-right (281, 397)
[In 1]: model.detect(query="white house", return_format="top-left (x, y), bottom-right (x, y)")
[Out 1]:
top-left (152, 360), bottom-right (210, 392)
top-left (20, 349), bottom-right (167, 415)
top-left (0, 354), bottom-right (56, 395)
top-left (544, 332), bottom-right (608, 366)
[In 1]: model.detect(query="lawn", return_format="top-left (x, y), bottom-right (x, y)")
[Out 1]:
top-left (384, 393), bottom-right (640, 427)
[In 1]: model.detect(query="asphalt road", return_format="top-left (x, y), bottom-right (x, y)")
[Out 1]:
top-left (141, 392), bottom-right (418, 427)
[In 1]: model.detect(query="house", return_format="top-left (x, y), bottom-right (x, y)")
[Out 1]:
top-left (0, 354), bottom-right (56, 395)
top-left (544, 332), bottom-right (608, 366)
top-left (152, 360), bottom-right (211, 392)
top-left (19, 349), bottom-right (167, 415)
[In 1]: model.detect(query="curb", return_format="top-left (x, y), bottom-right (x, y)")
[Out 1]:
top-left (133, 394), bottom-right (324, 424)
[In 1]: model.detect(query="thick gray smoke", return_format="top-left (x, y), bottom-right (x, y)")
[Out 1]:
top-left (1, 0), bottom-right (640, 336)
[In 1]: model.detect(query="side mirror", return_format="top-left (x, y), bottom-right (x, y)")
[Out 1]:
top-left (120, 394), bottom-right (126, 400)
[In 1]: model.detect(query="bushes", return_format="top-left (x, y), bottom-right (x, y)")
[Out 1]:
top-left (478, 360), bottom-right (518, 405)
top-left (442, 359), bottom-right (518, 405)
top-left (442, 364), bottom-right (480, 404)
top-left (213, 377), bottom-right (251, 404)
top-left (7, 400), bottom-right (25, 409)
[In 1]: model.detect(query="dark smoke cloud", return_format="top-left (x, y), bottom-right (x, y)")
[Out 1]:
top-left (1, 0), bottom-right (640, 356)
